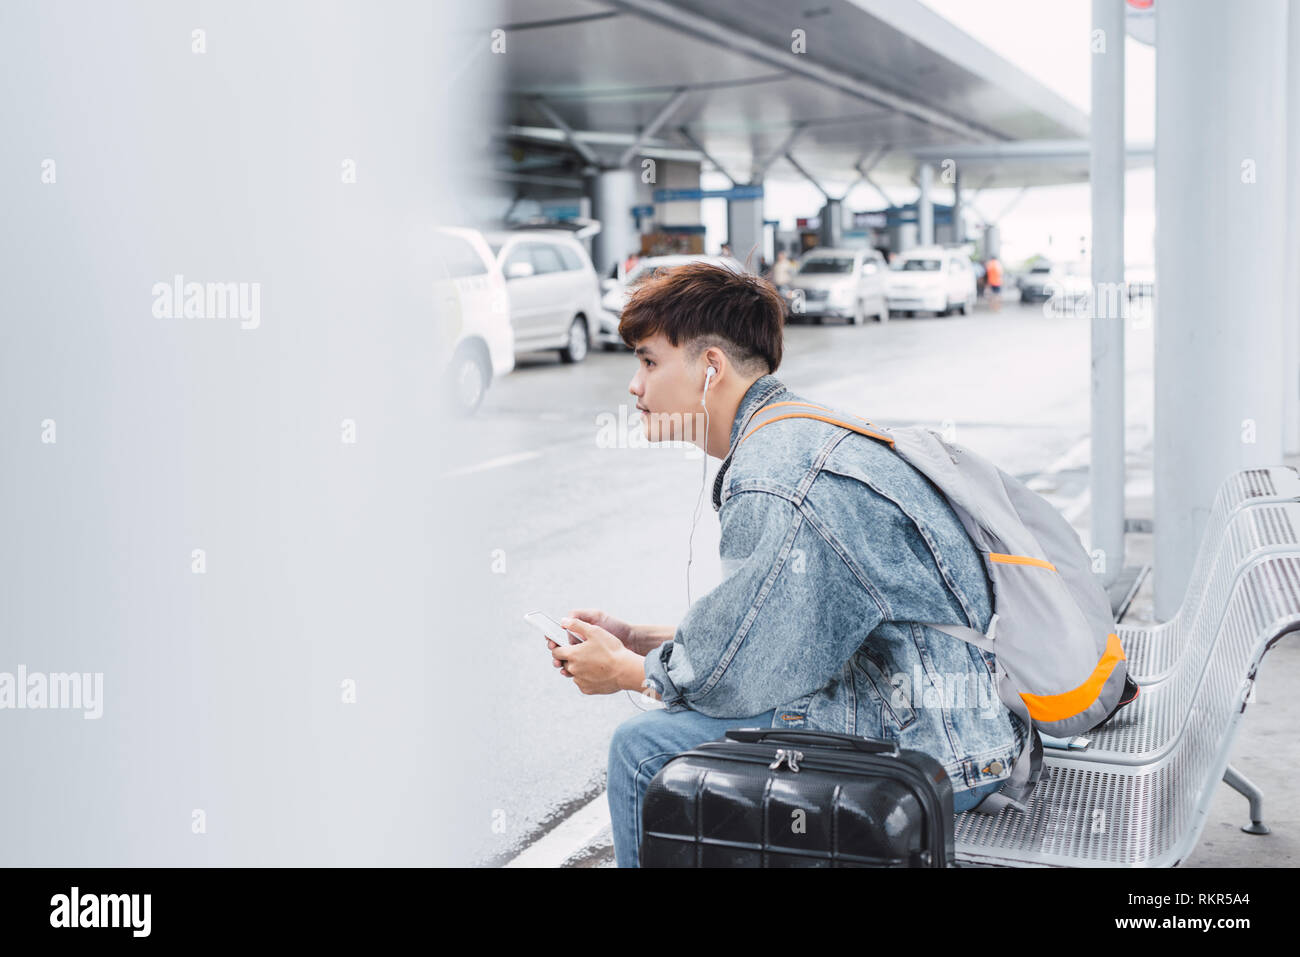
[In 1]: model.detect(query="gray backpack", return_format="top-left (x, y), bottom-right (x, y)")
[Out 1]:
top-left (739, 401), bottom-right (1133, 814)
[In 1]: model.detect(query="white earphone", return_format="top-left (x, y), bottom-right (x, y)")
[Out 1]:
top-left (701, 365), bottom-right (716, 405)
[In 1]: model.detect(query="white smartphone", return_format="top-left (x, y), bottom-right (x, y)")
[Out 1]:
top-left (523, 611), bottom-right (584, 646)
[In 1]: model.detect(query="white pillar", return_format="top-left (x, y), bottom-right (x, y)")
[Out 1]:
top-left (1153, 0), bottom-right (1289, 618)
top-left (918, 163), bottom-right (934, 246)
top-left (819, 198), bottom-right (843, 248)
top-left (589, 168), bottom-right (637, 278)
top-left (1285, 3), bottom-right (1300, 454)
top-left (1090, 0), bottom-right (1126, 588)
top-left (952, 169), bottom-right (964, 243)
top-left (727, 191), bottom-right (765, 272)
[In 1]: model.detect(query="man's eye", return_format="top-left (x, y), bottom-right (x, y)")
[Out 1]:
top-left (642, 359), bottom-right (654, 368)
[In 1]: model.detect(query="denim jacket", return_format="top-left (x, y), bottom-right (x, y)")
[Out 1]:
top-left (643, 374), bottom-right (1025, 794)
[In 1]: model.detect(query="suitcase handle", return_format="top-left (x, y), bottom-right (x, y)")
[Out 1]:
top-left (723, 728), bottom-right (900, 756)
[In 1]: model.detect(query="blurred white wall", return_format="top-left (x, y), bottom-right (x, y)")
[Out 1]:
top-left (0, 0), bottom-right (496, 865)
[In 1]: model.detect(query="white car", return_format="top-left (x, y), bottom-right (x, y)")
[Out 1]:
top-left (1018, 261), bottom-right (1093, 308)
top-left (886, 246), bottom-right (978, 317)
top-left (597, 254), bottom-right (746, 348)
top-left (1050, 262), bottom-right (1094, 311)
top-left (485, 230), bottom-right (603, 363)
top-left (786, 247), bottom-right (889, 324)
top-left (1125, 263), bottom-right (1155, 301)
top-left (433, 227), bottom-right (515, 416)
top-left (1018, 261), bottom-right (1093, 313)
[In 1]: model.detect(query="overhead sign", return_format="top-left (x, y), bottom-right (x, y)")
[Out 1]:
top-left (653, 184), bottom-right (765, 202)
top-left (540, 204), bottom-right (580, 220)
top-left (854, 211), bottom-right (887, 228)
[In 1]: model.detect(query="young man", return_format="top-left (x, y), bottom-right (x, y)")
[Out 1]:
top-left (549, 262), bottom-right (1024, 867)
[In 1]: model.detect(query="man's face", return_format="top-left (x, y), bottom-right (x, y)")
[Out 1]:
top-left (627, 332), bottom-right (704, 444)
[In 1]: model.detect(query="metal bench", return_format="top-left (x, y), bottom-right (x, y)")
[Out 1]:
top-left (1123, 466), bottom-right (1300, 681)
top-left (954, 467), bottom-right (1300, 867)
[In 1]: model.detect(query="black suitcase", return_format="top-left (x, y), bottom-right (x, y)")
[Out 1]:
top-left (640, 728), bottom-right (954, 867)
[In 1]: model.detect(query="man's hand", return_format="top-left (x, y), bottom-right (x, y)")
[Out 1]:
top-left (547, 609), bottom-right (628, 678)
top-left (549, 617), bottom-right (644, 696)
top-left (566, 608), bottom-right (633, 644)
top-left (550, 609), bottom-right (672, 663)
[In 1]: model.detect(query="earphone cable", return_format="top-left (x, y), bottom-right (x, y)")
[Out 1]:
top-left (629, 367), bottom-right (713, 713)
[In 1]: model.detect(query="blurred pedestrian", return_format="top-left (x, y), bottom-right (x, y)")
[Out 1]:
top-left (985, 255), bottom-right (1003, 312)
top-left (771, 249), bottom-right (794, 286)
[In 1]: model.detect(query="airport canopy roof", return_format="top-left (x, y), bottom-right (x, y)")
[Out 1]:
top-left (482, 0), bottom-right (1145, 194)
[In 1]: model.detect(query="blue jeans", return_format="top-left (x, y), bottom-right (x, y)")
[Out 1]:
top-left (607, 706), bottom-right (1006, 867)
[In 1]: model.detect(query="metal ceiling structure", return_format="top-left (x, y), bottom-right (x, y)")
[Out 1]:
top-left (478, 0), bottom-right (1108, 192)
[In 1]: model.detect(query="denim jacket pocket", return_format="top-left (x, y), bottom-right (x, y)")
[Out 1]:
top-left (771, 690), bottom-right (817, 729)
top-left (851, 648), bottom-right (917, 733)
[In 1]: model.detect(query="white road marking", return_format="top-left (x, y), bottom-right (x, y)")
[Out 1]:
top-left (437, 449), bottom-right (543, 479)
top-left (503, 791), bottom-right (612, 868)
top-left (1025, 435), bottom-right (1091, 491)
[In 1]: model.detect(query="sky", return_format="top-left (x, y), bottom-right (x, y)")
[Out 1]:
top-left (706, 0), bottom-right (1157, 268)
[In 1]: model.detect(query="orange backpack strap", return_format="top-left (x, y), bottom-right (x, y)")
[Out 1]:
top-left (740, 401), bottom-right (896, 448)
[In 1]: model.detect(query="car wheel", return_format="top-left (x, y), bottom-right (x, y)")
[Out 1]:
top-left (940, 298), bottom-right (952, 317)
top-left (559, 316), bottom-right (589, 363)
top-left (811, 315), bottom-right (824, 325)
top-left (448, 345), bottom-right (489, 416)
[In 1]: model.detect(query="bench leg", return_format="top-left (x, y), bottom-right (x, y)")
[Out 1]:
top-left (1223, 764), bottom-right (1271, 834)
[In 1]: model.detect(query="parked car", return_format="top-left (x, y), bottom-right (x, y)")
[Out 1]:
top-left (1019, 261), bottom-right (1092, 309)
top-left (484, 229), bottom-right (603, 363)
top-left (597, 254), bottom-right (745, 348)
top-left (785, 247), bottom-right (889, 324)
top-left (885, 246), bottom-right (978, 317)
top-left (1125, 263), bottom-right (1155, 301)
top-left (433, 226), bottom-right (515, 416)
top-left (1017, 262), bottom-right (1055, 302)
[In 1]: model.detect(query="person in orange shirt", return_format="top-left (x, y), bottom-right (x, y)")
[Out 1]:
top-left (984, 256), bottom-right (1003, 312)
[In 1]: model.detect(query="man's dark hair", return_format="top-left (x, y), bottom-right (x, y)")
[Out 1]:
top-left (618, 262), bottom-right (784, 375)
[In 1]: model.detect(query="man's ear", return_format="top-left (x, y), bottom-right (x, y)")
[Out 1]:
top-left (705, 347), bottom-right (726, 381)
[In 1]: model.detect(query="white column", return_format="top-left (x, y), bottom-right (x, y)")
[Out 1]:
top-left (589, 168), bottom-right (637, 279)
top-left (918, 163), bottom-right (934, 246)
top-left (952, 168), bottom-right (964, 243)
top-left (1153, 0), bottom-right (1289, 618)
top-left (727, 191), bottom-right (766, 272)
top-left (1090, 0), bottom-right (1126, 588)
top-left (1285, 2), bottom-right (1300, 454)
top-left (819, 198), bottom-right (843, 248)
